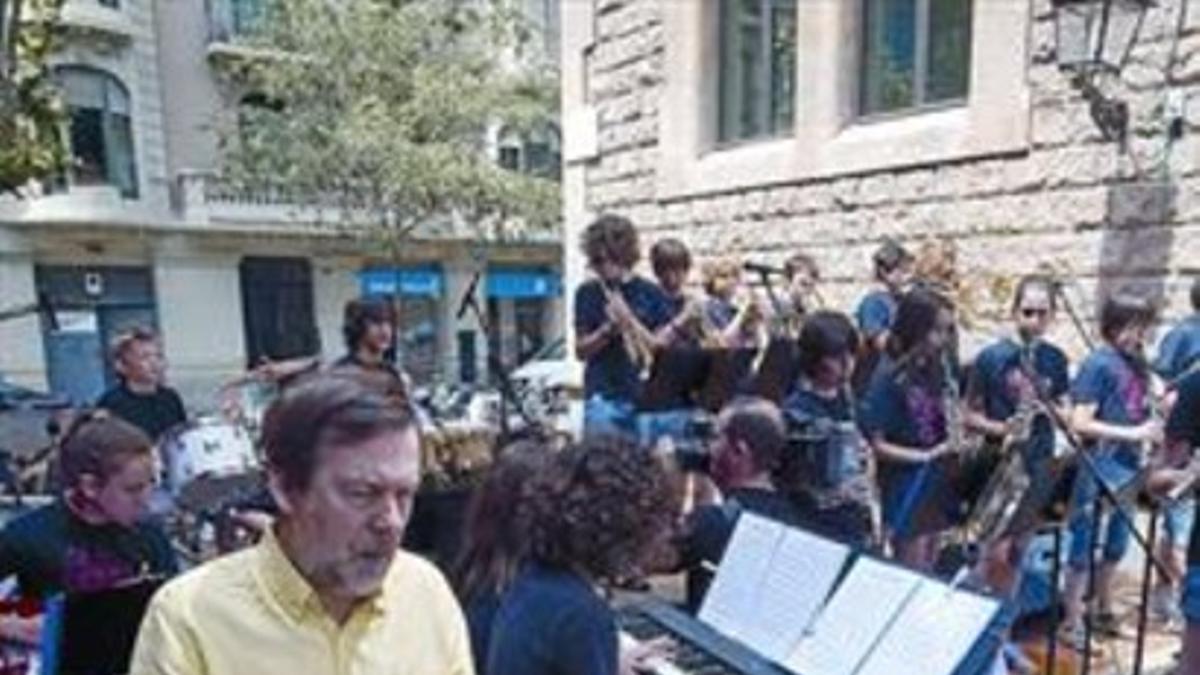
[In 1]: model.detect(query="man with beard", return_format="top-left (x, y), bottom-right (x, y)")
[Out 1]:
top-left (130, 372), bottom-right (472, 674)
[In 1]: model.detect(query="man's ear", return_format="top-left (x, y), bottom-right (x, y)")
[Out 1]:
top-left (267, 470), bottom-right (295, 516)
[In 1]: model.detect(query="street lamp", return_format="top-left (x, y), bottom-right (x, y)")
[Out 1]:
top-left (1051, 0), bottom-right (1154, 143)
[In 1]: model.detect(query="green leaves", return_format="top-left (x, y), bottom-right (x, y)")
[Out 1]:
top-left (217, 0), bottom-right (560, 239)
top-left (0, 0), bottom-right (67, 196)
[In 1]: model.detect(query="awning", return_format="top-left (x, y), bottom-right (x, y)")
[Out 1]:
top-left (358, 266), bottom-right (443, 297)
top-left (486, 267), bottom-right (561, 299)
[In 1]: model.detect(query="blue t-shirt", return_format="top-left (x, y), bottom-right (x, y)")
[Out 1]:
top-left (574, 277), bottom-right (672, 402)
top-left (1155, 315), bottom-right (1200, 381)
top-left (970, 338), bottom-right (1070, 460)
top-left (1164, 372), bottom-right (1200, 565)
top-left (860, 359), bottom-right (948, 451)
top-left (856, 290), bottom-right (897, 340)
top-left (486, 563), bottom-right (617, 675)
top-left (1071, 345), bottom-right (1151, 462)
top-left (463, 590), bottom-right (502, 675)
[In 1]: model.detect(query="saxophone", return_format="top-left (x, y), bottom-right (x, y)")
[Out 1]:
top-left (601, 281), bottom-right (657, 373)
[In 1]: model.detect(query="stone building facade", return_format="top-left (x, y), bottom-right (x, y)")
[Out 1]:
top-left (560, 0), bottom-right (1200, 359)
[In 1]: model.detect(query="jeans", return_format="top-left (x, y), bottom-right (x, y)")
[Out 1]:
top-left (582, 394), bottom-right (637, 439)
top-left (1066, 449), bottom-right (1140, 570)
top-left (636, 409), bottom-right (694, 450)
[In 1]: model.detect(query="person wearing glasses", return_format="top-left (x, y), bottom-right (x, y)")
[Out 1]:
top-left (963, 276), bottom-right (1070, 599)
top-left (573, 214), bottom-right (672, 438)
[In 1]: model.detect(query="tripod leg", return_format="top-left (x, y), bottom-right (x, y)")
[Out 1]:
top-left (1133, 506), bottom-right (1159, 675)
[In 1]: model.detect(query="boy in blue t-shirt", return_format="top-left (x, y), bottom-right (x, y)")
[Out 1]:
top-left (1155, 276), bottom-right (1200, 383)
top-left (852, 238), bottom-right (914, 394)
top-left (965, 275), bottom-right (1070, 599)
top-left (1156, 370), bottom-right (1200, 671)
top-left (573, 215), bottom-right (672, 438)
top-left (1061, 294), bottom-right (1162, 646)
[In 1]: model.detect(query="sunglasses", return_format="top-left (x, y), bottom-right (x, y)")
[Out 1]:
top-left (1020, 307), bottom-right (1051, 318)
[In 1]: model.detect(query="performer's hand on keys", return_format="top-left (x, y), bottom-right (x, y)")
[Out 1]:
top-left (619, 635), bottom-right (677, 675)
top-left (1136, 418), bottom-right (1164, 446)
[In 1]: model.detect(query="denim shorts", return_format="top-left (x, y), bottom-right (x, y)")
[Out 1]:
top-left (1163, 497), bottom-right (1196, 550)
top-left (1066, 449), bottom-right (1140, 570)
top-left (1183, 566), bottom-right (1200, 624)
top-left (582, 394), bottom-right (637, 439)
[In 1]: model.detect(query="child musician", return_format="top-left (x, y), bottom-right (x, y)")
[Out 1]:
top-left (964, 275), bottom-right (1070, 597)
top-left (573, 214), bottom-right (672, 438)
top-left (860, 288), bottom-right (959, 571)
top-left (779, 311), bottom-right (876, 548)
top-left (1060, 294), bottom-right (1162, 648)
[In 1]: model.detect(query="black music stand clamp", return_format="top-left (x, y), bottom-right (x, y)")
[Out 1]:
top-left (455, 269), bottom-right (537, 440)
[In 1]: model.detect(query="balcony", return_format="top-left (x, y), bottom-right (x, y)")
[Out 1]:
top-left (59, 0), bottom-right (136, 44)
top-left (173, 171), bottom-right (560, 244)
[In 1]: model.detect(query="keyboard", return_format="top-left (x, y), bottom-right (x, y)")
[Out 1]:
top-left (617, 599), bottom-right (790, 675)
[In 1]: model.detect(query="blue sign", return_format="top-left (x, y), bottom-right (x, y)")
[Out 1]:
top-left (486, 267), bottom-right (561, 299)
top-left (358, 266), bottom-right (443, 297)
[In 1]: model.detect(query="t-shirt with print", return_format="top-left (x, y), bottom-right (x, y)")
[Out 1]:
top-left (574, 277), bottom-right (672, 402)
top-left (487, 563), bottom-right (617, 675)
top-left (1071, 345), bottom-right (1151, 463)
top-left (970, 337), bottom-right (1070, 461)
top-left (0, 500), bottom-right (178, 600)
top-left (96, 384), bottom-right (186, 443)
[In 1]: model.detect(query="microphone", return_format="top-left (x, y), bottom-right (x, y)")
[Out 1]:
top-left (742, 261), bottom-right (787, 277)
top-left (36, 292), bottom-right (58, 332)
top-left (456, 270), bottom-right (483, 321)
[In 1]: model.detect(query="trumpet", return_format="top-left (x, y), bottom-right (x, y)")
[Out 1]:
top-left (601, 282), bottom-right (657, 372)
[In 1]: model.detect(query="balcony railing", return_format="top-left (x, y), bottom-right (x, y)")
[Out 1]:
top-left (206, 0), bottom-right (264, 44)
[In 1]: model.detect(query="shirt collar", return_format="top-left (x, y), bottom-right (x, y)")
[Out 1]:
top-left (256, 528), bottom-right (390, 625)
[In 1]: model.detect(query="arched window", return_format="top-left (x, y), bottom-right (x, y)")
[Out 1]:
top-left (57, 67), bottom-right (138, 198)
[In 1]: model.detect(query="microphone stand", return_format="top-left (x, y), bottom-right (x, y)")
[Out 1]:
top-left (1052, 281), bottom-right (1096, 353)
top-left (1025, 370), bottom-right (1169, 675)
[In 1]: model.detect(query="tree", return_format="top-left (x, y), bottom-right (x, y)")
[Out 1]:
top-left (0, 0), bottom-right (66, 196)
top-left (217, 0), bottom-right (561, 245)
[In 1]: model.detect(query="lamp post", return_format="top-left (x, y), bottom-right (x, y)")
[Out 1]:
top-left (1051, 0), bottom-right (1154, 144)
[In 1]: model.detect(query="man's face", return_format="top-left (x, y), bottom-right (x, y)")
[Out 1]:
top-left (590, 253), bottom-right (626, 284)
top-left (1014, 286), bottom-right (1054, 340)
top-left (116, 340), bottom-right (165, 387)
top-left (883, 262), bottom-right (912, 292)
top-left (82, 454), bottom-right (157, 528)
top-left (1114, 321), bottom-right (1151, 356)
top-left (708, 428), bottom-right (748, 491)
top-left (274, 427), bottom-right (420, 603)
top-left (788, 269), bottom-right (816, 308)
top-left (362, 319), bottom-right (394, 355)
top-left (709, 270), bottom-right (739, 299)
top-left (814, 352), bottom-right (854, 388)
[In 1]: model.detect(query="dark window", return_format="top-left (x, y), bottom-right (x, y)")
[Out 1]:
top-left (98, 0), bottom-right (119, 9)
top-left (57, 67), bottom-right (138, 198)
top-left (860, 0), bottom-right (972, 117)
top-left (239, 257), bottom-right (319, 367)
top-left (496, 124), bottom-right (561, 180)
top-left (718, 0), bottom-right (797, 144)
top-left (208, 0), bottom-right (265, 42)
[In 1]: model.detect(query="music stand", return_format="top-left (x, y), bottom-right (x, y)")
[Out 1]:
top-left (636, 347), bottom-right (711, 413)
top-left (697, 348), bottom-right (757, 413)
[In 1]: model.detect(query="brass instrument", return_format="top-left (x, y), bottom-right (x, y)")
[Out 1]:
top-left (601, 281), bottom-right (657, 372)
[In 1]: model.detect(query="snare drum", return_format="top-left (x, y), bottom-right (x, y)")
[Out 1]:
top-left (160, 419), bottom-right (258, 498)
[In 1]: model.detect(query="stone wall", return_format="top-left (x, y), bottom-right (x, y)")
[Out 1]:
top-left (562, 0), bottom-right (1200, 358)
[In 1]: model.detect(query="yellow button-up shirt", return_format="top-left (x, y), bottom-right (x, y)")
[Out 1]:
top-left (129, 532), bottom-right (474, 675)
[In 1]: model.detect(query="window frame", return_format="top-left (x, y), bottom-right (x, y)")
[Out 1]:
top-left (55, 65), bottom-right (139, 199)
top-left (716, 0), bottom-right (798, 147)
top-left (857, 0), bottom-right (974, 121)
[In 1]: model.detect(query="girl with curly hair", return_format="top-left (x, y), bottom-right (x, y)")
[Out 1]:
top-left (486, 435), bottom-right (677, 675)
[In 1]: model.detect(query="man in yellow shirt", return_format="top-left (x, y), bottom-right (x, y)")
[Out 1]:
top-left (130, 372), bottom-right (474, 675)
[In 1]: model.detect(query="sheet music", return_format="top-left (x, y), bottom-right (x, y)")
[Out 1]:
top-left (784, 556), bottom-right (922, 675)
top-left (743, 527), bottom-right (850, 663)
top-left (697, 513), bottom-right (784, 642)
top-left (854, 580), bottom-right (1000, 675)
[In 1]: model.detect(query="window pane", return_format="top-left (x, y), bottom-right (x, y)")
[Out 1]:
top-left (925, 0), bottom-right (971, 102)
top-left (104, 113), bottom-right (139, 198)
top-left (719, 0), bottom-right (796, 143)
top-left (861, 0), bottom-right (917, 115)
top-left (68, 109), bottom-right (107, 186)
top-left (498, 145), bottom-right (522, 171)
top-left (769, 0), bottom-right (797, 134)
